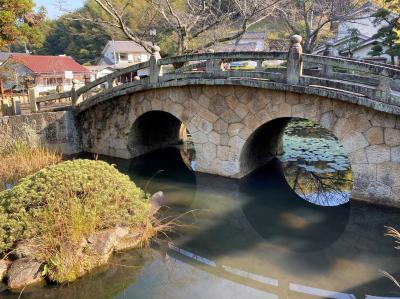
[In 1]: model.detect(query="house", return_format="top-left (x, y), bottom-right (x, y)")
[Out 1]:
top-left (313, 2), bottom-right (398, 64)
top-left (216, 31), bottom-right (267, 52)
top-left (98, 40), bottom-right (151, 69)
top-left (4, 55), bottom-right (90, 97)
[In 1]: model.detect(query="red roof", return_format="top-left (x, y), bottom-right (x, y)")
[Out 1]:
top-left (10, 55), bottom-right (89, 74)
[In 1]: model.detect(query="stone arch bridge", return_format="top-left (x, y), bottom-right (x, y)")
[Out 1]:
top-left (30, 36), bottom-right (400, 206)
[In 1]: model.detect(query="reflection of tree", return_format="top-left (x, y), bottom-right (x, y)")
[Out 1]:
top-left (283, 159), bottom-right (353, 206)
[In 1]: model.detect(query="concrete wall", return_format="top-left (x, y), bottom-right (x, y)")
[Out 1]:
top-left (79, 85), bottom-right (400, 207)
top-left (0, 111), bottom-right (82, 155)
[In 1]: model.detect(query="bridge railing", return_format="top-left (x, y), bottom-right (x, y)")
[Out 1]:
top-left (31, 35), bottom-right (400, 112)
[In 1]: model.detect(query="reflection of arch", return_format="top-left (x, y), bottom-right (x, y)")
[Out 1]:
top-left (240, 118), bottom-right (291, 176)
top-left (240, 117), bottom-right (353, 206)
top-left (128, 111), bottom-right (190, 158)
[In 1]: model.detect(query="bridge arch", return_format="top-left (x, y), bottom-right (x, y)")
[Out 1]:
top-left (79, 85), bottom-right (400, 206)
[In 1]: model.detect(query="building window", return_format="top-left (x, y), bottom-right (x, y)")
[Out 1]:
top-left (43, 77), bottom-right (63, 86)
top-left (119, 53), bottom-right (128, 62)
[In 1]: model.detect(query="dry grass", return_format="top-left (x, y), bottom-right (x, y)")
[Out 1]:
top-left (380, 226), bottom-right (400, 288)
top-left (0, 138), bottom-right (62, 191)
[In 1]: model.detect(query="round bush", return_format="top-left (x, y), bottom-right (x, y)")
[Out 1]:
top-left (0, 159), bottom-right (151, 260)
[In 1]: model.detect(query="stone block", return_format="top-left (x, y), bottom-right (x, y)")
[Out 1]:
top-left (191, 131), bottom-right (208, 144)
top-left (228, 123), bottom-right (245, 137)
top-left (348, 149), bottom-right (368, 164)
top-left (208, 131), bottom-right (220, 144)
top-left (384, 128), bottom-right (400, 147)
top-left (234, 103), bottom-right (249, 120)
top-left (202, 143), bottom-right (217, 161)
top-left (377, 162), bottom-right (400, 188)
top-left (286, 93), bottom-right (300, 105)
top-left (220, 109), bottom-right (241, 124)
top-left (199, 119), bottom-right (213, 134)
top-left (341, 131), bottom-right (369, 153)
top-left (391, 146), bottom-right (400, 163)
top-left (367, 181), bottom-right (392, 199)
top-left (320, 111), bottom-right (337, 130)
top-left (346, 115), bottom-right (371, 133)
top-left (366, 145), bottom-right (391, 164)
top-left (213, 118), bottom-right (228, 134)
top-left (217, 145), bottom-right (230, 161)
top-left (364, 127), bottom-right (384, 145)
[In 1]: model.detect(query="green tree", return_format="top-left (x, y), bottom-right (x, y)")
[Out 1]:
top-left (369, 7), bottom-right (400, 64)
top-left (39, 11), bottom-right (113, 64)
top-left (0, 0), bottom-right (46, 48)
top-left (339, 28), bottom-right (361, 57)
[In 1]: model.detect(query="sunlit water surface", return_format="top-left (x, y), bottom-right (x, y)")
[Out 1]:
top-left (1, 120), bottom-right (400, 299)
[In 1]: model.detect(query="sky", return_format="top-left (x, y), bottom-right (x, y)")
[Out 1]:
top-left (34, 0), bottom-right (85, 19)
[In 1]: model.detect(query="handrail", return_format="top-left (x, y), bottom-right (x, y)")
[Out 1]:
top-left (76, 61), bottom-right (150, 96)
top-left (30, 35), bottom-right (400, 115)
top-left (159, 51), bottom-right (287, 65)
top-left (302, 54), bottom-right (400, 78)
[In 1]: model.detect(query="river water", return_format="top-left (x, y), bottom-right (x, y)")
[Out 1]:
top-left (2, 120), bottom-right (400, 298)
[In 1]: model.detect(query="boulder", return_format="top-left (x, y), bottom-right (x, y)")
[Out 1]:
top-left (13, 241), bottom-right (38, 259)
top-left (114, 230), bottom-right (142, 251)
top-left (86, 227), bottom-right (129, 259)
top-left (150, 191), bottom-right (165, 216)
top-left (7, 258), bottom-right (44, 290)
top-left (0, 260), bottom-right (9, 280)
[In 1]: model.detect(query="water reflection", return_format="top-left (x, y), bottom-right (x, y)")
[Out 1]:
top-left (279, 119), bottom-right (353, 206)
top-left (1, 125), bottom-right (399, 298)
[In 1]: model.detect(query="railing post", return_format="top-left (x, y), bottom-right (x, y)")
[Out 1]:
top-left (71, 79), bottom-right (78, 105)
top-left (376, 69), bottom-right (393, 101)
top-left (322, 41), bottom-right (334, 77)
top-left (11, 98), bottom-right (21, 115)
top-left (286, 35), bottom-right (303, 85)
top-left (150, 45), bottom-right (162, 84)
top-left (206, 49), bottom-right (221, 73)
top-left (28, 87), bottom-right (38, 112)
top-left (256, 60), bottom-right (263, 71)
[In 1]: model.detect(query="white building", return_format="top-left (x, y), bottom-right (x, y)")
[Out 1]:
top-left (313, 2), bottom-right (398, 64)
top-left (215, 32), bottom-right (267, 52)
top-left (98, 41), bottom-right (151, 69)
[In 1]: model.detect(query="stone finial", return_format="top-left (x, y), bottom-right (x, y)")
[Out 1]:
top-left (149, 45), bottom-right (162, 83)
top-left (72, 79), bottom-right (79, 87)
top-left (286, 35), bottom-right (303, 85)
top-left (151, 45), bottom-right (161, 54)
top-left (290, 35), bottom-right (302, 45)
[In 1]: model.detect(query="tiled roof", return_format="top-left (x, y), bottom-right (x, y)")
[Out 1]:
top-left (106, 40), bottom-right (150, 53)
top-left (9, 55), bottom-right (89, 73)
top-left (215, 42), bottom-right (258, 52)
top-left (241, 32), bottom-right (267, 40)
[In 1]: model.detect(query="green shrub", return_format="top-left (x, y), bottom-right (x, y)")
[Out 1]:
top-left (0, 159), bottom-right (152, 282)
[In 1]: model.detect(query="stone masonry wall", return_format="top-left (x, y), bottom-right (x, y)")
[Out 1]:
top-left (79, 85), bottom-right (400, 207)
top-left (0, 111), bottom-right (82, 155)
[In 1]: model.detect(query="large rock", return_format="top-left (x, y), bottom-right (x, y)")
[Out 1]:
top-left (0, 260), bottom-right (9, 280)
top-left (114, 230), bottom-right (142, 251)
top-left (150, 191), bottom-right (166, 216)
top-left (7, 259), bottom-right (44, 290)
top-left (86, 227), bottom-right (129, 260)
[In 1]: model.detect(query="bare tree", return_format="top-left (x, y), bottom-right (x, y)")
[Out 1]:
top-left (72, 0), bottom-right (282, 55)
top-left (277, 0), bottom-right (369, 52)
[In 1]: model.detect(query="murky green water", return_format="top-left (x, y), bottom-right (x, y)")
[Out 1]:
top-left (2, 120), bottom-right (400, 299)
